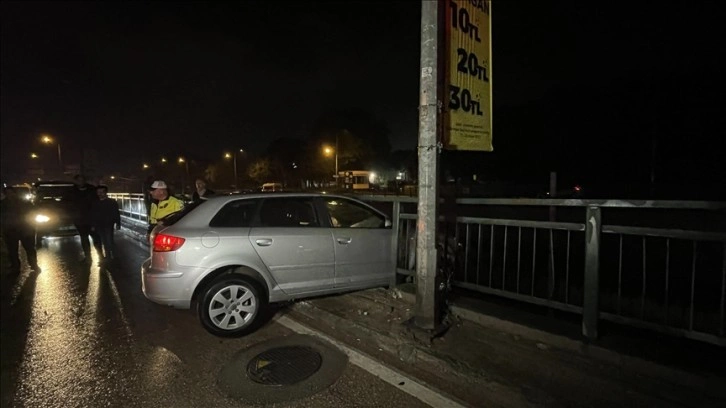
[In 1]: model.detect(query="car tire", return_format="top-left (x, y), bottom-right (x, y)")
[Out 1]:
top-left (198, 275), bottom-right (264, 337)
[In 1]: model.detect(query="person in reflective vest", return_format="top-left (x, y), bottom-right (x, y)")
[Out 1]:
top-left (148, 180), bottom-right (184, 238)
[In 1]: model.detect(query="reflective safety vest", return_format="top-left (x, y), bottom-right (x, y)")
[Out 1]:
top-left (149, 196), bottom-right (184, 225)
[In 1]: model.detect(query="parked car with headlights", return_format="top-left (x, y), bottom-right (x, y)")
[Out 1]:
top-left (141, 193), bottom-right (393, 336)
top-left (11, 183), bottom-right (34, 201)
top-left (32, 181), bottom-right (78, 245)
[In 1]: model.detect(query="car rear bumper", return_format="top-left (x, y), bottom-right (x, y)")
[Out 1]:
top-left (36, 224), bottom-right (78, 237)
top-left (141, 258), bottom-right (192, 309)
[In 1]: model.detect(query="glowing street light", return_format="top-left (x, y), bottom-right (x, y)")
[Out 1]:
top-left (142, 163), bottom-right (150, 169)
top-left (178, 157), bottom-right (190, 195)
top-left (224, 149), bottom-right (245, 188)
top-left (41, 134), bottom-right (63, 174)
top-left (322, 144), bottom-right (338, 187)
top-left (30, 153), bottom-right (39, 159)
top-left (161, 157), bottom-right (167, 163)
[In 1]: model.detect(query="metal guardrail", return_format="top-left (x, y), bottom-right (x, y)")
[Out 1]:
top-left (109, 192), bottom-right (726, 346)
top-left (388, 197), bottom-right (726, 346)
top-left (109, 193), bottom-right (148, 225)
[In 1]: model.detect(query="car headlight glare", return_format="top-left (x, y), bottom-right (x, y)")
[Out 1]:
top-left (35, 214), bottom-right (51, 223)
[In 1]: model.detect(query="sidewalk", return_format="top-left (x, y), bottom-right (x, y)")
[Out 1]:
top-left (286, 287), bottom-right (726, 408)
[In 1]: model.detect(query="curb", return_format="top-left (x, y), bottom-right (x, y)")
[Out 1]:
top-left (287, 300), bottom-right (525, 408)
top-left (289, 300), bottom-right (457, 374)
top-left (395, 288), bottom-right (726, 400)
top-left (288, 300), bottom-right (492, 388)
top-left (119, 223), bottom-right (150, 249)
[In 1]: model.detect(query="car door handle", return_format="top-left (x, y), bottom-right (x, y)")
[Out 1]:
top-left (255, 239), bottom-right (273, 247)
top-left (336, 237), bottom-right (352, 245)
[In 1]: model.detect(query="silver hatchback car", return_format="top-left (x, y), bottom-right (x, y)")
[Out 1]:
top-left (142, 193), bottom-right (393, 336)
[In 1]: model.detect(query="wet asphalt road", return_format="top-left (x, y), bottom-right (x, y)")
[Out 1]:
top-left (0, 234), bottom-right (427, 408)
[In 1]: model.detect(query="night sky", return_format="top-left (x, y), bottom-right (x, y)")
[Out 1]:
top-left (2, 1), bottom-right (725, 196)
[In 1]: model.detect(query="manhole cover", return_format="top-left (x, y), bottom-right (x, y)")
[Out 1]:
top-left (247, 346), bottom-right (322, 386)
top-left (219, 334), bottom-right (348, 403)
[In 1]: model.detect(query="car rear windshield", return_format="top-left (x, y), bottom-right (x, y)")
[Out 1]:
top-left (158, 200), bottom-right (202, 226)
top-left (34, 184), bottom-right (75, 201)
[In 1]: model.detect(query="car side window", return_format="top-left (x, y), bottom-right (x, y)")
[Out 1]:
top-left (258, 198), bottom-right (319, 227)
top-left (324, 198), bottom-right (385, 228)
top-left (210, 200), bottom-right (258, 227)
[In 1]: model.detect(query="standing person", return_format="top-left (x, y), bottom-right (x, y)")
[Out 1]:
top-left (1, 186), bottom-right (39, 273)
top-left (192, 178), bottom-right (215, 202)
top-left (72, 174), bottom-right (102, 263)
top-left (143, 175), bottom-right (155, 215)
top-left (147, 180), bottom-right (184, 240)
top-left (90, 185), bottom-right (121, 262)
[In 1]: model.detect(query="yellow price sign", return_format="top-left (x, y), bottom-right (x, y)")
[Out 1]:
top-left (444, 0), bottom-right (493, 151)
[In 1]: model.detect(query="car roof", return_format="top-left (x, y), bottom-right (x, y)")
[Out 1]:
top-left (205, 192), bottom-right (352, 201)
top-left (171, 192), bottom-right (387, 229)
top-left (34, 180), bottom-right (75, 186)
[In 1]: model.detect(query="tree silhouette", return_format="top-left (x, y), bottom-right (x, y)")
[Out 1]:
top-left (309, 108), bottom-right (391, 170)
top-left (247, 158), bottom-right (272, 184)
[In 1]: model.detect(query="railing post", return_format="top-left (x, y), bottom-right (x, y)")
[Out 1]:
top-left (583, 206), bottom-right (601, 340)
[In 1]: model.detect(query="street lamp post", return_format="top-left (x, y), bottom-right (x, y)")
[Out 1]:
top-left (225, 152), bottom-right (237, 188)
top-left (178, 157), bottom-right (189, 196)
top-left (225, 149), bottom-right (245, 189)
top-left (41, 134), bottom-right (63, 176)
top-left (323, 143), bottom-right (338, 189)
top-left (334, 134), bottom-right (339, 188)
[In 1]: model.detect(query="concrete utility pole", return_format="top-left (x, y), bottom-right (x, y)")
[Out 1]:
top-left (414, 0), bottom-right (441, 330)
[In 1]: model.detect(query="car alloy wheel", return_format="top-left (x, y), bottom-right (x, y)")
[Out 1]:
top-left (199, 277), bottom-right (261, 337)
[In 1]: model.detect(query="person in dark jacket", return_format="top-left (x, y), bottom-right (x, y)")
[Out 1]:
top-left (72, 174), bottom-right (102, 263)
top-left (1, 186), bottom-right (39, 273)
top-left (192, 178), bottom-right (215, 202)
top-left (143, 175), bottom-right (155, 215)
top-left (90, 185), bottom-right (121, 262)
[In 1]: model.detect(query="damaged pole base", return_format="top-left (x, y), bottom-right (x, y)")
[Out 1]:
top-left (403, 317), bottom-right (450, 346)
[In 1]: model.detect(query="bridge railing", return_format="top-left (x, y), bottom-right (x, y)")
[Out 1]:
top-left (109, 192), bottom-right (726, 346)
top-left (109, 193), bottom-right (148, 225)
top-left (361, 196), bottom-right (726, 346)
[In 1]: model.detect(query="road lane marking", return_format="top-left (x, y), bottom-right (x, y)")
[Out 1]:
top-left (275, 315), bottom-right (469, 408)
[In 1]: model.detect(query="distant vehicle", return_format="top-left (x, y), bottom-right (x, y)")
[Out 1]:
top-left (32, 181), bottom-right (78, 246)
top-left (12, 183), bottom-right (33, 201)
top-left (261, 182), bottom-right (283, 192)
top-left (141, 193), bottom-right (393, 336)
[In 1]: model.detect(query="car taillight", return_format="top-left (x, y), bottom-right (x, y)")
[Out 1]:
top-left (153, 234), bottom-right (185, 252)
